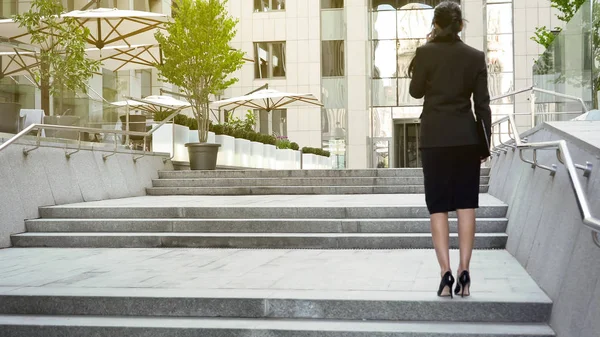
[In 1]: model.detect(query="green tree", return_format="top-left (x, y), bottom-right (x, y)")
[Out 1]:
top-left (13, 0), bottom-right (100, 115)
top-left (531, 0), bottom-right (587, 48)
top-left (155, 0), bottom-right (245, 143)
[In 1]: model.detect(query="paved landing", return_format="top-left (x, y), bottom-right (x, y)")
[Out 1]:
top-left (40, 194), bottom-right (507, 209)
top-left (0, 248), bottom-right (547, 302)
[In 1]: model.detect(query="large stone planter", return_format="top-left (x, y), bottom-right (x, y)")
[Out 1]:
top-left (263, 144), bottom-right (276, 169)
top-left (276, 148), bottom-right (296, 170)
top-left (234, 138), bottom-right (251, 168)
top-left (215, 134), bottom-right (235, 166)
top-left (302, 153), bottom-right (318, 170)
top-left (152, 123), bottom-right (189, 162)
top-left (293, 150), bottom-right (301, 169)
top-left (185, 143), bottom-right (221, 170)
top-left (250, 141), bottom-right (264, 169)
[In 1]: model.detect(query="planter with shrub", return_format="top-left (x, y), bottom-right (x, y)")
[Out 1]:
top-left (302, 147), bottom-right (332, 169)
top-left (212, 124), bottom-right (236, 167)
top-left (232, 129), bottom-right (251, 167)
top-left (152, 111), bottom-right (190, 162)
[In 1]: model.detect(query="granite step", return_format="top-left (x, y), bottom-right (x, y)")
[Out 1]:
top-left (146, 185), bottom-right (490, 195)
top-left (158, 167), bottom-right (492, 179)
top-left (0, 288), bottom-right (551, 323)
top-left (0, 316), bottom-right (555, 337)
top-left (24, 218), bottom-right (508, 233)
top-left (38, 204), bottom-right (507, 219)
top-left (10, 232), bottom-right (508, 249)
top-left (151, 176), bottom-right (491, 187)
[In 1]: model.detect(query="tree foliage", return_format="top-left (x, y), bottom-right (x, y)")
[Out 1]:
top-left (531, 0), bottom-right (587, 48)
top-left (155, 0), bottom-right (245, 143)
top-left (13, 0), bottom-right (100, 114)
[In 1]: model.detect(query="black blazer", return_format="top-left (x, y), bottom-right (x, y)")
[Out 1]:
top-left (409, 40), bottom-right (492, 148)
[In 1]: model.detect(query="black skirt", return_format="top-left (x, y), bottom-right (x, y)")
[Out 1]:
top-left (420, 145), bottom-right (481, 214)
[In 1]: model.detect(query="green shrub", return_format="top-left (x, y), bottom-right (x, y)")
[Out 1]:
top-left (302, 146), bottom-right (330, 157)
top-left (212, 124), bottom-right (224, 135)
top-left (276, 137), bottom-right (291, 149)
top-left (187, 117), bottom-right (198, 130)
top-left (153, 110), bottom-right (171, 122)
top-left (232, 128), bottom-right (247, 139)
top-left (174, 114), bottom-right (188, 127)
top-left (290, 142), bottom-right (299, 151)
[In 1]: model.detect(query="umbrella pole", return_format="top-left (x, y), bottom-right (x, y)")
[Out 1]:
top-left (126, 106), bottom-right (130, 146)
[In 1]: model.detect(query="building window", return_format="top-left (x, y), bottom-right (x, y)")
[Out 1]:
top-left (322, 41), bottom-right (345, 77)
top-left (256, 109), bottom-right (287, 137)
top-left (486, 1), bottom-right (514, 110)
top-left (254, 0), bottom-right (285, 12)
top-left (322, 0), bottom-right (344, 9)
top-left (255, 42), bottom-right (286, 79)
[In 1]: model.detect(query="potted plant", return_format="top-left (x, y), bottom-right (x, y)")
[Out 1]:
top-left (155, 0), bottom-right (244, 170)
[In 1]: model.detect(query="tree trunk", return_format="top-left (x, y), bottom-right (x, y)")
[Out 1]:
top-left (40, 59), bottom-right (50, 116)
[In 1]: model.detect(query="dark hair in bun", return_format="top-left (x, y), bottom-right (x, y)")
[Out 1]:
top-left (428, 1), bottom-right (463, 42)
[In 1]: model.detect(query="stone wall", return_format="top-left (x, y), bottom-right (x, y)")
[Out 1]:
top-left (0, 138), bottom-right (173, 248)
top-left (488, 122), bottom-right (600, 337)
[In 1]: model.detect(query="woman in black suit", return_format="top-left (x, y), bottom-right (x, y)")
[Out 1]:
top-left (408, 1), bottom-right (492, 298)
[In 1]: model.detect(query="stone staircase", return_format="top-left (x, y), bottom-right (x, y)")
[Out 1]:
top-left (1, 168), bottom-right (556, 336)
top-left (147, 168), bottom-right (491, 195)
top-left (12, 169), bottom-right (506, 249)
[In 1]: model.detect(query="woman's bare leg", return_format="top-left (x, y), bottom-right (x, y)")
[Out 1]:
top-left (456, 208), bottom-right (476, 273)
top-left (430, 212), bottom-right (451, 278)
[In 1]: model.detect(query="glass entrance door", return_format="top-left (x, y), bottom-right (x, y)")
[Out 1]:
top-left (393, 121), bottom-right (421, 168)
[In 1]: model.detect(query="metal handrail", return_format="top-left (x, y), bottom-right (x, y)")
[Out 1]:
top-left (0, 107), bottom-right (184, 163)
top-left (488, 87), bottom-right (600, 242)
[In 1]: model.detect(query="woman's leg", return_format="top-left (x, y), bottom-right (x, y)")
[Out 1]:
top-left (430, 212), bottom-right (451, 275)
top-left (456, 208), bottom-right (476, 273)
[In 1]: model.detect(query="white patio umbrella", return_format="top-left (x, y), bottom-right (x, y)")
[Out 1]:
top-left (111, 95), bottom-right (191, 115)
top-left (86, 44), bottom-right (162, 71)
top-left (111, 95), bottom-right (191, 144)
top-left (211, 89), bottom-right (323, 112)
top-left (3, 8), bottom-right (166, 49)
top-left (59, 8), bottom-right (167, 49)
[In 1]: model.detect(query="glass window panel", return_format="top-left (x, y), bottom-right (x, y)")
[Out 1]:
top-left (141, 70), bottom-right (152, 98)
top-left (488, 72), bottom-right (514, 102)
top-left (254, 0), bottom-right (268, 12)
top-left (274, 0), bottom-right (285, 10)
top-left (372, 107), bottom-right (393, 137)
top-left (398, 78), bottom-right (423, 105)
top-left (255, 43), bottom-right (269, 78)
top-left (397, 8), bottom-right (433, 39)
top-left (373, 40), bottom-right (397, 78)
top-left (397, 39), bottom-right (426, 77)
top-left (372, 11), bottom-right (397, 39)
top-left (322, 108), bottom-right (347, 137)
top-left (397, 0), bottom-right (456, 7)
top-left (271, 43), bottom-right (286, 77)
top-left (322, 0), bottom-right (344, 9)
top-left (322, 78), bottom-right (347, 108)
top-left (391, 106), bottom-right (422, 119)
top-left (321, 9), bottom-right (345, 40)
top-left (322, 40), bottom-right (345, 77)
top-left (272, 109), bottom-right (287, 137)
top-left (258, 110), bottom-right (270, 134)
top-left (487, 34), bottom-right (514, 73)
top-left (487, 3), bottom-right (513, 35)
top-left (372, 78), bottom-right (398, 106)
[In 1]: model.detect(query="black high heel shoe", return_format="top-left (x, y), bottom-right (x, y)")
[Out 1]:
top-left (437, 271), bottom-right (455, 298)
top-left (454, 271), bottom-right (471, 297)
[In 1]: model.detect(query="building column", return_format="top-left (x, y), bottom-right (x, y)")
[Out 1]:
top-left (345, 0), bottom-right (369, 169)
